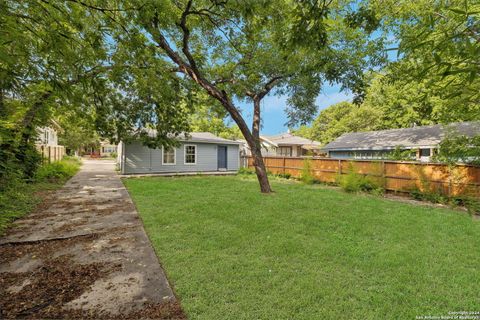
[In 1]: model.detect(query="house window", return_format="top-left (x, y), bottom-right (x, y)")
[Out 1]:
top-left (162, 147), bottom-right (176, 165)
top-left (184, 145), bottom-right (196, 164)
top-left (420, 148), bottom-right (431, 157)
top-left (102, 146), bottom-right (117, 153)
top-left (278, 146), bottom-right (292, 157)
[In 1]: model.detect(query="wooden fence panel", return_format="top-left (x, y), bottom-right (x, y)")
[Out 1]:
top-left (36, 145), bottom-right (65, 163)
top-left (243, 156), bottom-right (480, 197)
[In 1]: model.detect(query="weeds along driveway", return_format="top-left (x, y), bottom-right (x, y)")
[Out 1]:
top-left (0, 159), bottom-right (183, 319)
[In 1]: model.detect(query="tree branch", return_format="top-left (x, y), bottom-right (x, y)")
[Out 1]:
top-left (177, 0), bottom-right (201, 74)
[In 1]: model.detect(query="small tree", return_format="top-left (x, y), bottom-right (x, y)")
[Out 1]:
top-left (300, 158), bottom-right (315, 185)
top-left (436, 133), bottom-right (480, 165)
top-left (388, 146), bottom-right (416, 161)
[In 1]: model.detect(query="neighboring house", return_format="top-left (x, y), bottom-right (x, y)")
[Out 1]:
top-left (118, 132), bottom-right (241, 174)
top-left (36, 120), bottom-right (65, 162)
top-left (100, 141), bottom-right (118, 157)
top-left (322, 121), bottom-right (480, 162)
top-left (36, 123), bottom-right (60, 146)
top-left (240, 132), bottom-right (323, 157)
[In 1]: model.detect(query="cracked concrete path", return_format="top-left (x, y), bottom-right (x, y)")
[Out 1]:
top-left (0, 160), bottom-right (182, 319)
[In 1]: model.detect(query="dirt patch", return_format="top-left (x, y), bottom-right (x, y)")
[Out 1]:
top-left (30, 211), bottom-right (58, 219)
top-left (55, 301), bottom-right (186, 319)
top-left (96, 203), bottom-right (137, 216)
top-left (52, 217), bottom-right (90, 233)
top-left (0, 234), bottom-right (99, 263)
top-left (0, 255), bottom-right (121, 319)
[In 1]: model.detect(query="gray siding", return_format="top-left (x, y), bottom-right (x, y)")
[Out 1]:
top-left (227, 144), bottom-right (239, 170)
top-left (123, 141), bottom-right (239, 174)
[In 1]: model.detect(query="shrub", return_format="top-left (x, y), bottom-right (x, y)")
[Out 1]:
top-left (282, 172), bottom-right (292, 179)
top-left (35, 159), bottom-right (80, 182)
top-left (337, 163), bottom-right (383, 193)
top-left (275, 172), bottom-right (292, 180)
top-left (63, 155), bottom-right (82, 165)
top-left (111, 152), bottom-right (118, 159)
top-left (451, 196), bottom-right (480, 216)
top-left (409, 188), bottom-right (448, 204)
top-left (238, 167), bottom-right (255, 175)
top-left (387, 145), bottom-right (416, 161)
top-left (300, 158), bottom-right (315, 185)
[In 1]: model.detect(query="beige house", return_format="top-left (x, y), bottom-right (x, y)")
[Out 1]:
top-left (36, 120), bottom-right (65, 161)
top-left (100, 141), bottom-right (118, 157)
top-left (240, 132), bottom-right (323, 157)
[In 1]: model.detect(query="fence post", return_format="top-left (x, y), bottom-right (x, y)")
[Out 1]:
top-left (448, 165), bottom-right (452, 197)
top-left (283, 157), bottom-right (286, 175)
top-left (382, 161), bottom-right (386, 189)
top-left (338, 160), bottom-right (342, 175)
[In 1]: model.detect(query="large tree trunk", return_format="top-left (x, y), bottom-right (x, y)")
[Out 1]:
top-left (248, 97), bottom-right (272, 193)
top-left (248, 139), bottom-right (272, 193)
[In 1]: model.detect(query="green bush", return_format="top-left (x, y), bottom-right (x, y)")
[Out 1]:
top-left (300, 158), bottom-right (315, 185)
top-left (337, 163), bottom-right (383, 193)
top-left (451, 196), bottom-right (480, 215)
top-left (238, 167), bottom-right (255, 175)
top-left (279, 172), bottom-right (291, 179)
top-left (35, 159), bottom-right (80, 182)
top-left (408, 187), bottom-right (448, 204)
top-left (63, 155), bottom-right (82, 165)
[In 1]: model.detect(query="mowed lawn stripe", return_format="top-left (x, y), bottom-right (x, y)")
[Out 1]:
top-left (124, 176), bottom-right (480, 320)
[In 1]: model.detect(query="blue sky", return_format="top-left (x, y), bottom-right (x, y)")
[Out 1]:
top-left (234, 84), bottom-right (353, 135)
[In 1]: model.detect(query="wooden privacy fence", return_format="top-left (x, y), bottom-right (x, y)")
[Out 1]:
top-left (243, 156), bottom-right (480, 197)
top-left (37, 145), bottom-right (65, 163)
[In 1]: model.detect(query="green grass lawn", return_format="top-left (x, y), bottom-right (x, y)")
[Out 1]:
top-left (124, 176), bottom-right (480, 320)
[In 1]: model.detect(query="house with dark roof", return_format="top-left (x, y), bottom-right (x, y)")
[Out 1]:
top-left (118, 132), bottom-right (241, 174)
top-left (322, 122), bottom-right (480, 162)
top-left (240, 132), bottom-right (323, 157)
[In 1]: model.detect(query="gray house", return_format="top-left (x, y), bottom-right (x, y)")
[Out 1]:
top-left (118, 132), bottom-right (241, 174)
top-left (322, 122), bottom-right (480, 162)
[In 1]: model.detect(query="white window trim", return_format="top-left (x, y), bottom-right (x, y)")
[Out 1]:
top-left (162, 146), bottom-right (176, 165)
top-left (184, 144), bottom-right (197, 165)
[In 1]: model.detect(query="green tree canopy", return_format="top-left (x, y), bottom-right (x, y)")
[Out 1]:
top-left (98, 0), bottom-right (385, 192)
top-left (294, 101), bottom-right (382, 145)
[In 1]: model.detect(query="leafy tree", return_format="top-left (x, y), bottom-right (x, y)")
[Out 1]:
top-left (296, 101), bottom-right (382, 144)
top-left (373, 0), bottom-right (480, 107)
top-left (0, 0), bottom-right (109, 183)
top-left (188, 92), bottom-right (242, 139)
top-left (387, 146), bottom-right (416, 161)
top-left (436, 132), bottom-right (480, 165)
top-left (57, 111), bottom-right (99, 156)
top-left (360, 70), bottom-right (480, 128)
top-left (92, 0), bottom-right (385, 192)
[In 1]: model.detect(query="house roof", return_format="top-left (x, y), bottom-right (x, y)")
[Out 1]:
top-left (184, 132), bottom-right (242, 145)
top-left (144, 129), bottom-right (241, 145)
top-left (263, 133), bottom-right (322, 148)
top-left (322, 121), bottom-right (480, 151)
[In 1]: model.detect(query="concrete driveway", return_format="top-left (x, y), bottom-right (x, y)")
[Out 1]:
top-left (0, 160), bottom-right (183, 319)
